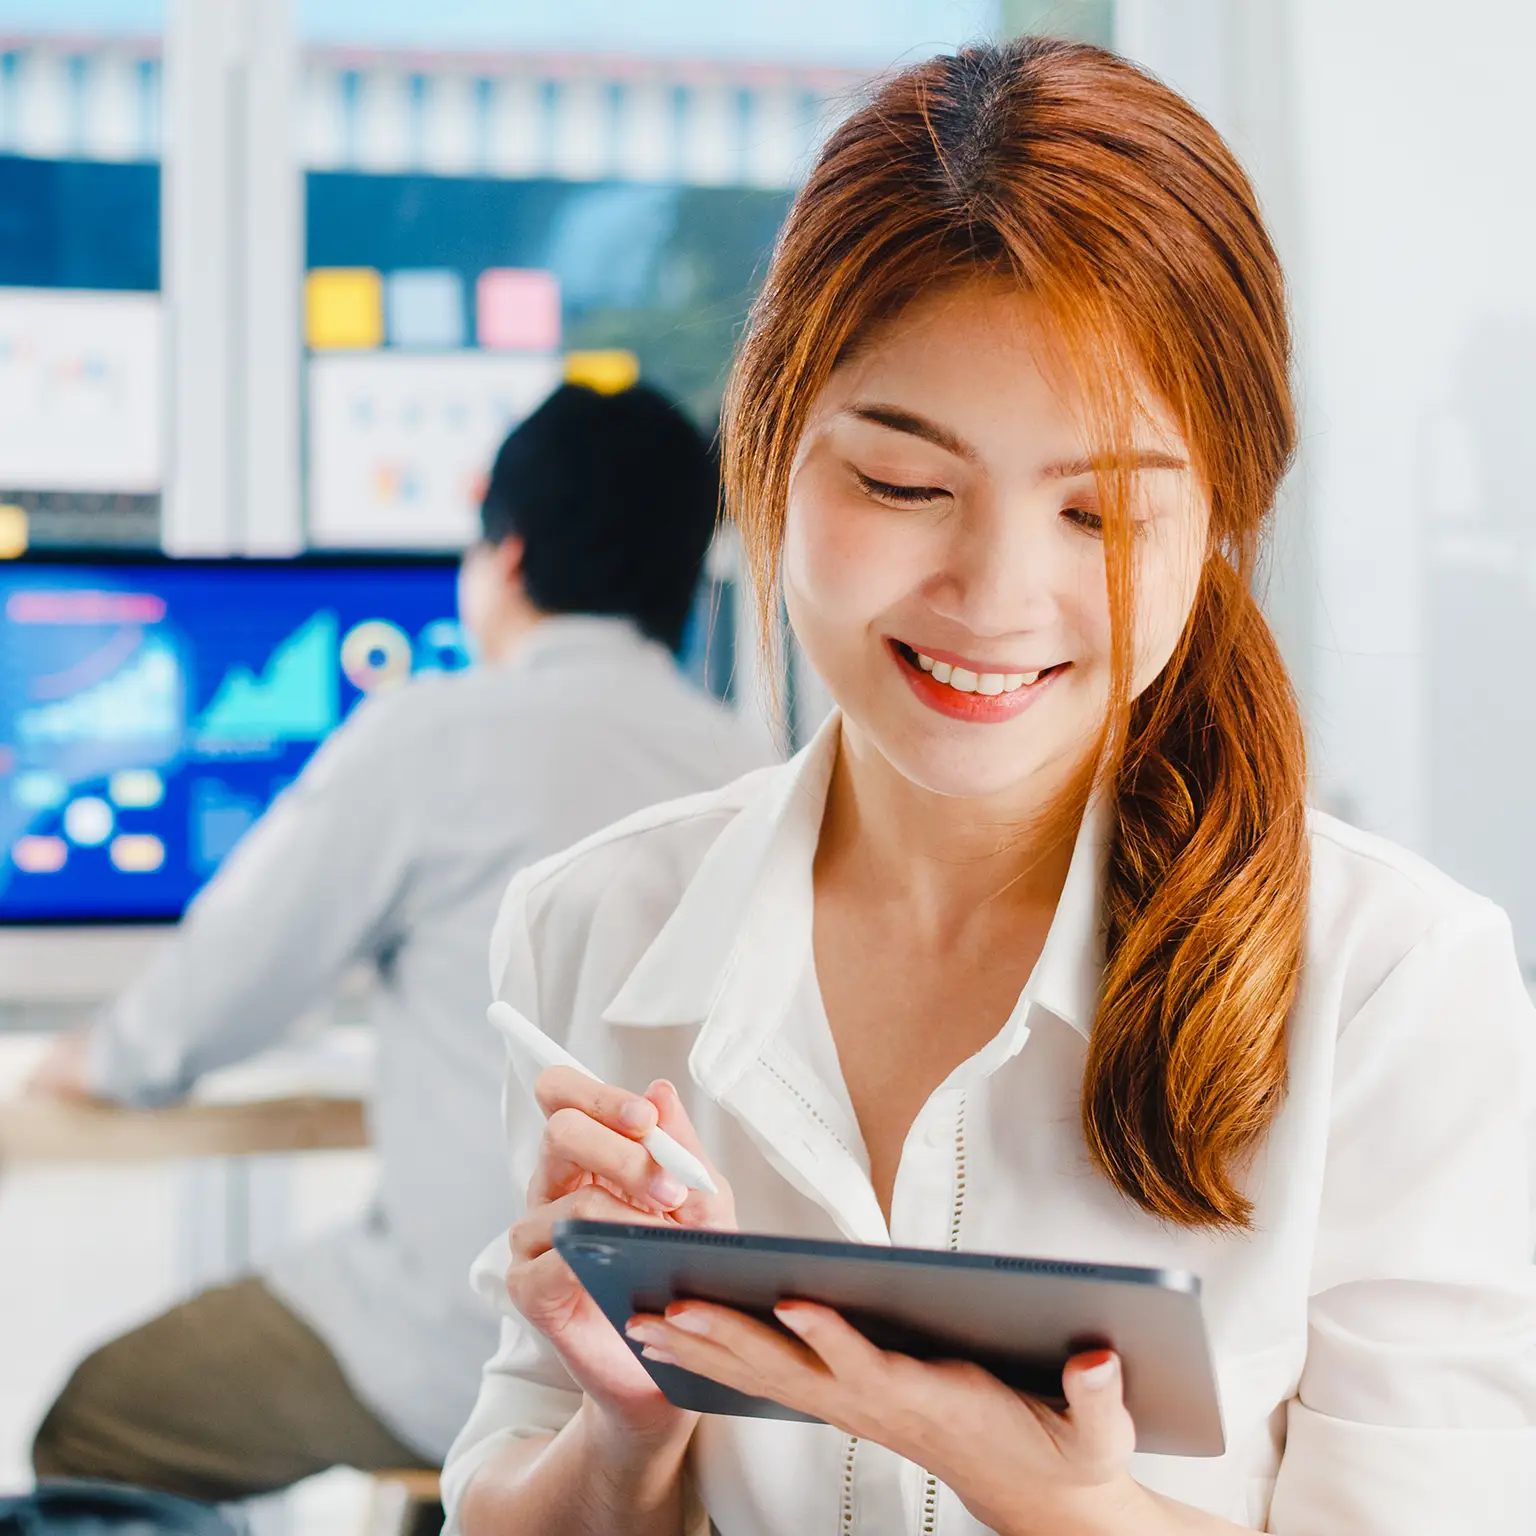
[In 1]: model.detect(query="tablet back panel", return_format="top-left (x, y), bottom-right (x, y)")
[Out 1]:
top-left (555, 1221), bottom-right (1225, 1456)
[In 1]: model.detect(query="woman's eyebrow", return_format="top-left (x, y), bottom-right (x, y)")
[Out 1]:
top-left (845, 403), bottom-right (978, 461)
top-left (1042, 450), bottom-right (1189, 478)
top-left (841, 407), bottom-right (1188, 479)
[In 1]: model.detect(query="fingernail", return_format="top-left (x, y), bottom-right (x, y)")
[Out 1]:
top-left (666, 1307), bottom-right (712, 1336)
top-left (619, 1100), bottom-right (654, 1132)
top-left (649, 1171), bottom-right (688, 1207)
top-left (625, 1321), bottom-right (664, 1345)
top-left (1078, 1351), bottom-right (1119, 1388)
top-left (641, 1346), bottom-right (679, 1366)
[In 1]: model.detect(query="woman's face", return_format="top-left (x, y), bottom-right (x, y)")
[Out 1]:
top-left (784, 279), bottom-right (1210, 805)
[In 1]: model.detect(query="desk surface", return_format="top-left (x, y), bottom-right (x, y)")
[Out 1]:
top-left (0, 1094), bottom-right (369, 1164)
top-left (0, 1030), bottom-right (373, 1165)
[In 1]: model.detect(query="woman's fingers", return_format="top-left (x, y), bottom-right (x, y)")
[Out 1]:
top-left (507, 1248), bottom-right (592, 1334)
top-left (533, 1065), bottom-right (658, 1138)
top-left (510, 1182), bottom-right (672, 1266)
top-left (773, 1301), bottom-right (888, 1379)
top-left (629, 1302), bottom-right (830, 1412)
top-left (646, 1079), bottom-right (735, 1226)
top-left (528, 1101), bottom-right (688, 1214)
top-left (1059, 1350), bottom-right (1137, 1469)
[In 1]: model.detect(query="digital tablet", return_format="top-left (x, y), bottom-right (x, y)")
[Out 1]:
top-left (554, 1219), bottom-right (1225, 1456)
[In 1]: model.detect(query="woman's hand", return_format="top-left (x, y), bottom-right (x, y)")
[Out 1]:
top-left (622, 1300), bottom-right (1163, 1536)
top-left (506, 1069), bottom-right (736, 1451)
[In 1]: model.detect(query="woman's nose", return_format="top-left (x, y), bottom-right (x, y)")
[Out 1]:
top-left (925, 498), bottom-right (1066, 635)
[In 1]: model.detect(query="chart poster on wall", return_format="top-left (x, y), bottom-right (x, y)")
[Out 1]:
top-left (306, 351), bottom-right (562, 548)
top-left (0, 288), bottom-right (162, 494)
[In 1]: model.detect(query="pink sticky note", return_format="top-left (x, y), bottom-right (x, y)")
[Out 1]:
top-left (477, 268), bottom-right (561, 352)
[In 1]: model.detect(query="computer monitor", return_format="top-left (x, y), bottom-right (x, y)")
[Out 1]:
top-left (0, 553), bottom-right (467, 925)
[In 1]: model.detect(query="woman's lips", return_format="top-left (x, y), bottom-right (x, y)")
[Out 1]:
top-left (889, 639), bottom-right (1066, 724)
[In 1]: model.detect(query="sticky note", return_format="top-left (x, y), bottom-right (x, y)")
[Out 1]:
top-left (0, 503), bottom-right (27, 559)
top-left (477, 268), bottom-right (561, 351)
top-left (564, 349), bottom-right (640, 395)
top-left (387, 269), bottom-right (466, 349)
top-left (306, 268), bottom-right (384, 350)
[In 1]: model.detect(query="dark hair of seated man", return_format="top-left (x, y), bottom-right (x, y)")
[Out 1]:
top-left (479, 381), bottom-right (718, 654)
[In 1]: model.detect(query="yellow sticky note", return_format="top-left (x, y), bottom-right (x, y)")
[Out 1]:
top-left (563, 349), bottom-right (640, 395)
top-left (0, 503), bottom-right (27, 559)
top-left (306, 268), bottom-right (384, 350)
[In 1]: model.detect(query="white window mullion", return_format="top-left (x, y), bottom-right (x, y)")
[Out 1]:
top-left (240, 0), bottom-right (302, 555)
top-left (421, 69), bottom-right (478, 176)
top-left (162, 0), bottom-right (240, 553)
top-left (162, 0), bottom-right (301, 555)
top-left (302, 59), bottom-right (347, 170)
top-left (16, 47), bottom-right (72, 160)
top-left (488, 73), bottom-right (541, 178)
top-left (83, 50), bottom-right (142, 162)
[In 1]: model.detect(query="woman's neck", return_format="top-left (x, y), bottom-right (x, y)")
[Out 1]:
top-left (815, 719), bottom-right (1086, 941)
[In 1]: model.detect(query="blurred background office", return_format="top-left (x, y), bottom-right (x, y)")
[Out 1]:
top-left (0, 0), bottom-right (1531, 1531)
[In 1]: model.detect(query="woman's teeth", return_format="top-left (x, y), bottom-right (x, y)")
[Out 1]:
top-left (915, 652), bottom-right (1041, 695)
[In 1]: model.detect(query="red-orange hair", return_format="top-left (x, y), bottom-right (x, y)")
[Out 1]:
top-left (722, 38), bottom-right (1309, 1228)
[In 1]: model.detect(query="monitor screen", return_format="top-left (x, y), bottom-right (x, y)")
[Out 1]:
top-left (0, 555), bottom-right (467, 924)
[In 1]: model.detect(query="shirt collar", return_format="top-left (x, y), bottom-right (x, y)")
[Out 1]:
top-left (503, 614), bottom-right (658, 672)
top-left (1027, 791), bottom-right (1107, 1039)
top-left (600, 712), bottom-right (837, 1029)
top-left (601, 710), bottom-right (1107, 1041)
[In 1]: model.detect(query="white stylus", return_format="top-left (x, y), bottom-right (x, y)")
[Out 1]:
top-left (487, 1001), bottom-right (719, 1196)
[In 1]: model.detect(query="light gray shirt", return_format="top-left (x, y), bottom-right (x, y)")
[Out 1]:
top-left (86, 616), bottom-right (771, 1460)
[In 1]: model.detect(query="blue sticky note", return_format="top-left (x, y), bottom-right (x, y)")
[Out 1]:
top-left (386, 269), bottom-right (466, 349)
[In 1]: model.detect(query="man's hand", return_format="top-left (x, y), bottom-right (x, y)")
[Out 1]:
top-left (25, 1029), bottom-right (105, 1104)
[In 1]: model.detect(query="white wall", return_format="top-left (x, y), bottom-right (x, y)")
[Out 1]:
top-left (1287, 0), bottom-right (1536, 952)
top-left (1122, 0), bottom-right (1536, 965)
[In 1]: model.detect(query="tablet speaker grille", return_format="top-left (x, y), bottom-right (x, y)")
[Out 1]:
top-left (987, 1257), bottom-right (1105, 1278)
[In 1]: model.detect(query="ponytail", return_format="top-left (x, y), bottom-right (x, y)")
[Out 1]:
top-left (1085, 561), bottom-right (1308, 1227)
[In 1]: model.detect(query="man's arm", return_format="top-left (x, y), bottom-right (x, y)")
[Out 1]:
top-left (35, 697), bottom-right (419, 1106)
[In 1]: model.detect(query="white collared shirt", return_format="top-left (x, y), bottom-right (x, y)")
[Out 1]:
top-left (445, 715), bottom-right (1536, 1534)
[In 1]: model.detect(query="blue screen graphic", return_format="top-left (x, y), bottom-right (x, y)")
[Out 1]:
top-left (0, 558), bottom-right (467, 922)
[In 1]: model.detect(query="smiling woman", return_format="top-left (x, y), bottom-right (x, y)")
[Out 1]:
top-left (448, 34), bottom-right (1536, 1536)
top-left (728, 67), bottom-right (1304, 1229)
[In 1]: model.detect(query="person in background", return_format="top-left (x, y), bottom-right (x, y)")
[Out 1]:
top-left (25, 382), bottom-right (771, 1524)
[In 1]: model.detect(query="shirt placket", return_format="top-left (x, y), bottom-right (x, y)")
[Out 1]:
top-left (889, 1085), bottom-right (968, 1251)
top-left (874, 1002), bottom-right (1036, 1536)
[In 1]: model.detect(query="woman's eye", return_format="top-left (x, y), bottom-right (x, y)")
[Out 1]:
top-left (1062, 506), bottom-right (1153, 539)
top-left (853, 469), bottom-right (949, 506)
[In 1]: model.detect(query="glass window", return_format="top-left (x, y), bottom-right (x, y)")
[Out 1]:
top-left (292, 1), bottom-right (1002, 552)
top-left (0, 0), bottom-right (165, 552)
top-left (1001, 0), bottom-right (1115, 46)
top-left (290, 2), bottom-right (1010, 716)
